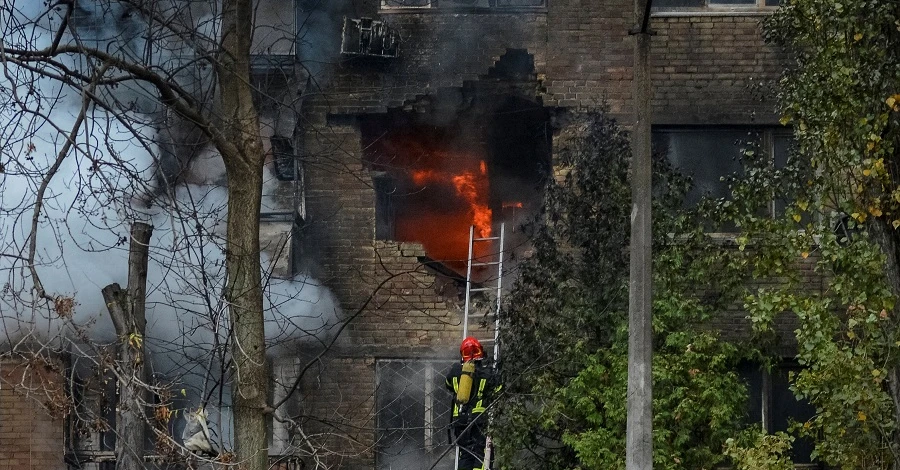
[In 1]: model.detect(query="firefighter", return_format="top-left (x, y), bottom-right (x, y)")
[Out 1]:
top-left (446, 336), bottom-right (498, 470)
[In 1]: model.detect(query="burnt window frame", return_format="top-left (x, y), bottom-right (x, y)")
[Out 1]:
top-left (375, 358), bottom-right (456, 470)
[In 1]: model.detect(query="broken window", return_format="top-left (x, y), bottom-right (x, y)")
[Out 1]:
top-left (341, 18), bottom-right (401, 58)
top-left (376, 359), bottom-right (455, 470)
top-left (270, 136), bottom-right (298, 182)
top-left (361, 96), bottom-right (550, 274)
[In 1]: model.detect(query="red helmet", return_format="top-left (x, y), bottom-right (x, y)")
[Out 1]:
top-left (460, 337), bottom-right (485, 361)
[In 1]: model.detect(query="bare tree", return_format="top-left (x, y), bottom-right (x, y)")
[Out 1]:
top-left (0, 1), bottom-right (311, 469)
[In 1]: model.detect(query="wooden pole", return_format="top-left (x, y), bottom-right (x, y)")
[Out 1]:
top-left (102, 222), bottom-right (152, 470)
top-left (626, 0), bottom-right (653, 468)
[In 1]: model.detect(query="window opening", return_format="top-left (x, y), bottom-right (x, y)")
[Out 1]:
top-left (739, 361), bottom-right (817, 465)
top-left (653, 126), bottom-right (794, 218)
top-left (361, 96), bottom-right (550, 275)
top-left (376, 359), bottom-right (456, 470)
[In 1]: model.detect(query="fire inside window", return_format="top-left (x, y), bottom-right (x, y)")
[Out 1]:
top-left (341, 18), bottom-right (400, 58)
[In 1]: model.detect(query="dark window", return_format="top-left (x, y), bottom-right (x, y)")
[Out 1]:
top-left (653, 127), bottom-right (794, 219)
top-left (376, 359), bottom-right (455, 470)
top-left (739, 361), bottom-right (817, 465)
top-left (653, 128), bottom-right (751, 207)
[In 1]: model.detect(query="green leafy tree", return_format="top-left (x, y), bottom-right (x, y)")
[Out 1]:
top-left (493, 111), bottom-right (752, 470)
top-left (716, 0), bottom-right (900, 468)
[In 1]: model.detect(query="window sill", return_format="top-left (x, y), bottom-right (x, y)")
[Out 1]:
top-left (379, 7), bottom-right (548, 14)
top-left (651, 9), bottom-right (775, 17)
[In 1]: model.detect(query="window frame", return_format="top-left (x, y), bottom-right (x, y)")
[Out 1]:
top-left (652, 125), bottom-right (793, 224)
top-left (739, 360), bottom-right (820, 466)
top-left (375, 358), bottom-right (457, 470)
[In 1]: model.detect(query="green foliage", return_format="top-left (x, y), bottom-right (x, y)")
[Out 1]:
top-left (493, 111), bottom-right (751, 469)
top-left (724, 430), bottom-right (795, 470)
top-left (740, 0), bottom-right (900, 468)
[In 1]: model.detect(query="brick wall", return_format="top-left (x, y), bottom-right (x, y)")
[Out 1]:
top-left (0, 358), bottom-right (66, 470)
top-left (651, 13), bottom-right (788, 125)
top-left (289, 3), bottom-right (790, 468)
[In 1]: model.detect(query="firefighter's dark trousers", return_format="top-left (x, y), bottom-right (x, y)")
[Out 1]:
top-left (453, 417), bottom-right (486, 470)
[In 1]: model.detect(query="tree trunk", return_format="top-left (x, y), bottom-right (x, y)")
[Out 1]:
top-left (102, 222), bottom-right (152, 470)
top-left (217, 1), bottom-right (268, 468)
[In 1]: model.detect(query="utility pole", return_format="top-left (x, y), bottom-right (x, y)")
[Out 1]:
top-left (626, 0), bottom-right (653, 469)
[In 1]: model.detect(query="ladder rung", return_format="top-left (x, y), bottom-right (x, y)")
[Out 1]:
top-left (471, 261), bottom-right (500, 267)
top-left (473, 236), bottom-right (500, 241)
top-left (468, 287), bottom-right (499, 292)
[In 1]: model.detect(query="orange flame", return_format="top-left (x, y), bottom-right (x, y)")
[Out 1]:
top-left (452, 168), bottom-right (492, 239)
top-left (365, 129), bottom-right (494, 272)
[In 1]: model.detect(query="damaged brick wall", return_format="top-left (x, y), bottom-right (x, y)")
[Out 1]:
top-left (287, 1), bottom-right (790, 468)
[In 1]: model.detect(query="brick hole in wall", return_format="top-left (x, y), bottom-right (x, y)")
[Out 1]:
top-left (357, 58), bottom-right (551, 282)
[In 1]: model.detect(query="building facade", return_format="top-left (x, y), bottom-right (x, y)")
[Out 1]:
top-left (0, 0), bottom-right (793, 468)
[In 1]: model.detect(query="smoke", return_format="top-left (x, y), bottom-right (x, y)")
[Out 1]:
top-left (0, 0), bottom-right (340, 448)
top-left (296, 0), bottom-right (351, 84)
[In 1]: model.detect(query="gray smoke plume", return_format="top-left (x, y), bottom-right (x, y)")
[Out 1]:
top-left (1, 0), bottom-right (340, 449)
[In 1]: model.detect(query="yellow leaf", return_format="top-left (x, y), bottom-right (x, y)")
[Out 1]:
top-left (797, 200), bottom-right (809, 211)
top-left (801, 251), bottom-right (809, 259)
top-left (867, 141), bottom-right (876, 151)
top-left (854, 33), bottom-right (863, 41)
top-left (870, 207), bottom-right (883, 217)
top-left (852, 212), bottom-right (866, 222)
top-left (873, 369), bottom-right (881, 377)
top-left (889, 96), bottom-right (898, 108)
top-left (858, 411), bottom-right (867, 422)
top-left (779, 115), bottom-right (792, 125)
top-left (863, 169), bottom-right (872, 176)
top-left (792, 214), bottom-right (802, 223)
top-left (893, 219), bottom-right (900, 229)
top-left (848, 331), bottom-right (856, 339)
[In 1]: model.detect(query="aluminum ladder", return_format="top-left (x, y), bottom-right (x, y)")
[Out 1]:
top-left (455, 222), bottom-right (505, 470)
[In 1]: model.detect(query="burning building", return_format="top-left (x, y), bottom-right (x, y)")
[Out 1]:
top-left (0, 0), bottom-right (796, 469)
